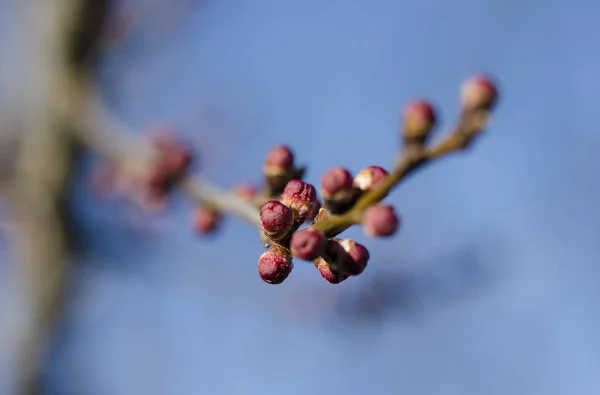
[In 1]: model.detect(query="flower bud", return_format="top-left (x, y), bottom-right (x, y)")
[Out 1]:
top-left (290, 229), bottom-right (326, 261)
top-left (260, 200), bottom-right (295, 240)
top-left (321, 167), bottom-right (353, 199)
top-left (166, 146), bottom-right (193, 174)
top-left (314, 257), bottom-right (349, 284)
top-left (192, 206), bottom-right (221, 234)
top-left (353, 166), bottom-right (389, 191)
top-left (337, 239), bottom-right (370, 276)
top-left (143, 165), bottom-right (170, 192)
top-left (280, 180), bottom-right (317, 221)
top-left (460, 74), bottom-right (498, 112)
top-left (258, 245), bottom-right (294, 284)
top-left (402, 100), bottom-right (437, 144)
top-left (151, 132), bottom-right (193, 174)
top-left (263, 144), bottom-right (295, 176)
top-left (362, 205), bottom-right (399, 237)
top-left (321, 167), bottom-right (359, 214)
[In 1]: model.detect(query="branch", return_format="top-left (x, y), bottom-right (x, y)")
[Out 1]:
top-left (311, 108), bottom-right (493, 237)
top-left (6, 0), bottom-right (107, 393)
top-left (71, 87), bottom-right (262, 228)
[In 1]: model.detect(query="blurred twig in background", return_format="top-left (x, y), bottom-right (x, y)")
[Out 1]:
top-left (5, 1), bottom-right (107, 394)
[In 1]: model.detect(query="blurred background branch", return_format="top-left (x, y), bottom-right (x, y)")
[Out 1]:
top-left (5, 1), bottom-right (105, 393)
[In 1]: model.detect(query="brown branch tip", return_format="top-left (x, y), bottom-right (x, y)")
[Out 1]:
top-left (89, 74), bottom-right (499, 285)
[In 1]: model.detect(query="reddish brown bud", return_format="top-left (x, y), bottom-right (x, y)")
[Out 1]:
top-left (258, 245), bottom-right (294, 284)
top-left (263, 144), bottom-right (294, 176)
top-left (353, 166), bottom-right (389, 191)
top-left (192, 206), bottom-right (221, 234)
top-left (232, 183), bottom-right (259, 202)
top-left (260, 200), bottom-right (295, 240)
top-left (460, 74), bottom-right (498, 112)
top-left (321, 167), bottom-right (359, 214)
top-left (290, 229), bottom-right (326, 261)
top-left (337, 239), bottom-right (370, 276)
top-left (280, 180), bottom-right (317, 221)
top-left (314, 257), bottom-right (349, 284)
top-left (143, 166), bottom-right (170, 192)
top-left (403, 100), bottom-right (437, 143)
top-left (150, 131), bottom-right (193, 174)
top-left (362, 205), bottom-right (399, 237)
top-left (321, 167), bottom-right (353, 199)
top-left (166, 146), bottom-right (193, 174)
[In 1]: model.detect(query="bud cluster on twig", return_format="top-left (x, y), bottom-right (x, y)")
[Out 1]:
top-left (89, 74), bottom-right (499, 285)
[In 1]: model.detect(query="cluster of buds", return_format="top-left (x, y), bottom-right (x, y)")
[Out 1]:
top-left (90, 129), bottom-right (194, 212)
top-left (255, 74), bottom-right (498, 285)
top-left (90, 73), bottom-right (499, 286)
top-left (256, 144), bottom-right (402, 284)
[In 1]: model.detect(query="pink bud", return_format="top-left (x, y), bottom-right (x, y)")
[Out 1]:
top-left (166, 146), bottom-right (193, 174)
top-left (263, 144), bottom-right (295, 176)
top-left (143, 166), bottom-right (170, 192)
top-left (362, 205), bottom-right (399, 237)
top-left (337, 239), bottom-right (370, 276)
top-left (290, 229), bottom-right (326, 261)
top-left (259, 245), bottom-right (294, 284)
top-left (150, 131), bottom-right (193, 174)
top-left (280, 180), bottom-right (317, 221)
top-left (460, 74), bottom-right (498, 111)
top-left (403, 100), bottom-right (437, 142)
top-left (260, 200), bottom-right (295, 240)
top-left (321, 167), bottom-right (353, 199)
top-left (353, 166), bottom-right (389, 191)
top-left (314, 257), bottom-right (349, 284)
top-left (192, 206), bottom-right (221, 234)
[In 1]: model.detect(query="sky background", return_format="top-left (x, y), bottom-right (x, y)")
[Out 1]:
top-left (2, 0), bottom-right (600, 394)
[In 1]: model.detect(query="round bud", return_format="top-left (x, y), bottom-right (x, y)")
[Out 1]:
top-left (460, 74), bottom-right (498, 112)
top-left (150, 131), bottom-right (193, 174)
top-left (192, 206), bottom-right (221, 234)
top-left (321, 167), bottom-right (353, 199)
top-left (166, 145), bottom-right (193, 174)
top-left (290, 229), bottom-right (326, 261)
top-left (362, 205), bottom-right (399, 237)
top-left (258, 245), bottom-right (294, 284)
top-left (403, 100), bottom-right (437, 143)
top-left (337, 239), bottom-right (370, 276)
top-left (353, 166), bottom-right (389, 191)
top-left (280, 180), bottom-right (318, 221)
top-left (260, 200), bottom-right (295, 240)
top-left (314, 257), bottom-right (349, 284)
top-left (263, 144), bottom-right (295, 176)
top-left (143, 165), bottom-right (170, 192)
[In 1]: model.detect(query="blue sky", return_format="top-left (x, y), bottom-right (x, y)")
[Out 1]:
top-left (2, 0), bottom-right (600, 394)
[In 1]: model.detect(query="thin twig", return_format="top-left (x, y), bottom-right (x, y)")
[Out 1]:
top-left (310, 108), bottom-right (493, 237)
